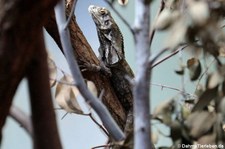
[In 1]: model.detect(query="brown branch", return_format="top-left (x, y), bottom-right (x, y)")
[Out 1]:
top-left (150, 45), bottom-right (188, 69)
top-left (0, 0), bottom-right (60, 146)
top-left (44, 0), bottom-right (126, 129)
top-left (0, 5), bottom-right (30, 143)
top-left (87, 113), bottom-right (110, 137)
top-left (54, 0), bottom-right (124, 140)
top-left (26, 27), bottom-right (62, 148)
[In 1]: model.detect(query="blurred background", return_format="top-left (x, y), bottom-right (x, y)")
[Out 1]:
top-left (1, 0), bottom-right (194, 148)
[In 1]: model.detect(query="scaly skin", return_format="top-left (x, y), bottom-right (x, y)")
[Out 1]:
top-left (88, 5), bottom-right (134, 114)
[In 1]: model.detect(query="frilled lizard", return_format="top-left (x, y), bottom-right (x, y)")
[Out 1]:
top-left (88, 5), bottom-right (134, 115)
top-left (87, 5), bottom-right (156, 149)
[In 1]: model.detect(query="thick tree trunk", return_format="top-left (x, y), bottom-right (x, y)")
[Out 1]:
top-left (0, 0), bottom-right (62, 148)
top-left (27, 28), bottom-right (62, 149)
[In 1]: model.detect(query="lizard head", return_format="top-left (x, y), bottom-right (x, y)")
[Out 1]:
top-left (88, 5), bottom-right (125, 66)
top-left (88, 5), bottom-right (114, 30)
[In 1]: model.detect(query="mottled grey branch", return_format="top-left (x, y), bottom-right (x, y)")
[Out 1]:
top-left (54, 0), bottom-right (124, 141)
top-left (133, 0), bottom-right (151, 149)
top-left (9, 105), bottom-right (33, 137)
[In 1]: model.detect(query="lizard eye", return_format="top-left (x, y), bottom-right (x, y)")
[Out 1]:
top-left (105, 20), bottom-right (110, 26)
top-left (99, 8), bottom-right (106, 15)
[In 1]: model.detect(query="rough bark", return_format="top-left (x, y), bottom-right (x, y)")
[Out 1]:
top-left (44, 1), bottom-right (127, 129)
top-left (0, 0), bottom-right (62, 148)
top-left (26, 28), bottom-right (62, 149)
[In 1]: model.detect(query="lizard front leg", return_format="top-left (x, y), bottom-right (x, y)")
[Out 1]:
top-left (80, 58), bottom-right (112, 76)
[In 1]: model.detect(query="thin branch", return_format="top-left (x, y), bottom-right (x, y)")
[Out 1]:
top-left (91, 142), bottom-right (122, 149)
top-left (50, 78), bottom-right (76, 86)
top-left (104, 0), bottom-right (134, 35)
top-left (9, 105), bottom-right (33, 137)
top-left (54, 0), bottom-right (124, 141)
top-left (91, 144), bottom-right (111, 149)
top-left (150, 45), bottom-right (188, 69)
top-left (149, 0), bottom-right (165, 46)
top-left (98, 89), bottom-right (105, 102)
top-left (178, 46), bottom-right (186, 98)
top-left (179, 0), bottom-right (186, 13)
top-left (87, 113), bottom-right (110, 137)
top-left (149, 47), bottom-right (169, 66)
top-left (150, 83), bottom-right (196, 98)
top-left (61, 112), bottom-right (69, 120)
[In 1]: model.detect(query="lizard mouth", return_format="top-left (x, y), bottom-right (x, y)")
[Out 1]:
top-left (88, 5), bottom-right (101, 25)
top-left (88, 5), bottom-right (95, 13)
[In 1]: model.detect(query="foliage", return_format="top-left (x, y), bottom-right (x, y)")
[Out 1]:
top-left (152, 0), bottom-right (225, 147)
top-left (3, 0), bottom-right (225, 148)
top-left (50, 0), bottom-right (225, 148)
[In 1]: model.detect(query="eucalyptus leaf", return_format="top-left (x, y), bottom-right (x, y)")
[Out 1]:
top-left (192, 86), bottom-right (218, 112)
top-left (187, 58), bottom-right (201, 81)
top-left (55, 75), bottom-right (83, 114)
top-left (185, 111), bottom-right (216, 139)
top-left (170, 120), bottom-right (182, 142)
top-left (48, 58), bottom-right (57, 87)
top-left (152, 100), bottom-right (176, 125)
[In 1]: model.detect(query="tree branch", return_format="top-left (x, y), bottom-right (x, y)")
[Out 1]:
top-left (0, 0), bottom-right (61, 146)
top-left (150, 83), bottom-right (195, 97)
top-left (87, 113), bottom-right (110, 137)
top-left (54, 0), bottom-right (124, 141)
top-left (133, 0), bottom-right (152, 148)
top-left (9, 105), bottom-right (33, 137)
top-left (44, 0), bottom-right (126, 129)
top-left (150, 45), bottom-right (188, 69)
top-left (64, 0), bottom-right (77, 28)
top-left (27, 26), bottom-right (62, 149)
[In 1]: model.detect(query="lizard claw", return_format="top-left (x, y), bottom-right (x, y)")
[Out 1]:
top-left (79, 62), bottom-right (101, 72)
top-left (79, 61), bottom-right (112, 77)
top-left (99, 62), bottom-right (112, 77)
